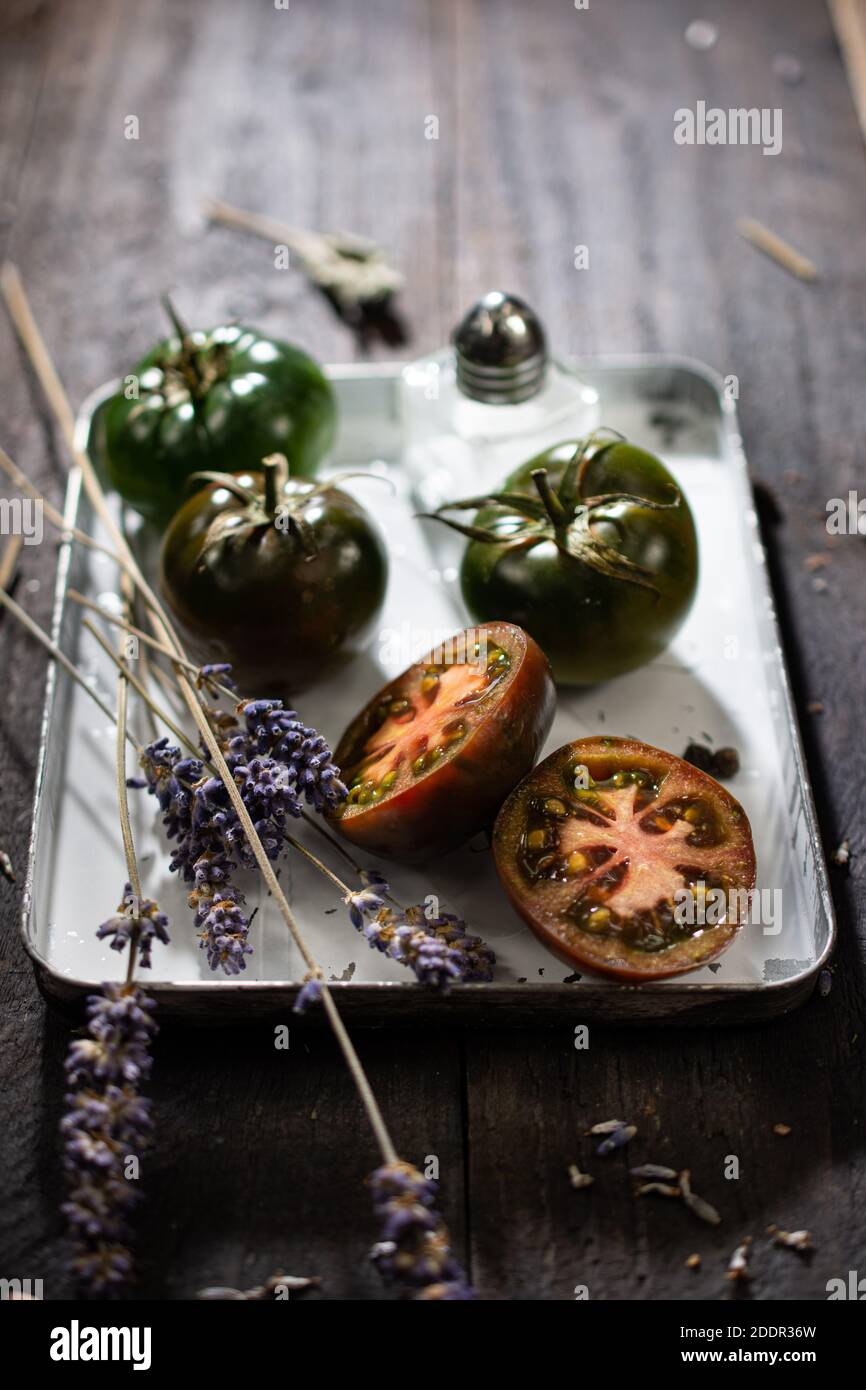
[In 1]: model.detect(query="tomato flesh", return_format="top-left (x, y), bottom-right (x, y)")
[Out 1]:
top-left (494, 736), bottom-right (756, 980)
top-left (330, 623), bottom-right (555, 863)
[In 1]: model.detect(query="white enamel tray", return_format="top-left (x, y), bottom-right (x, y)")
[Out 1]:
top-left (20, 359), bottom-right (835, 1024)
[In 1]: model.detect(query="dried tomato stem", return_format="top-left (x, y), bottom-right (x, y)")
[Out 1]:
top-left (261, 453), bottom-right (287, 517)
top-left (531, 467), bottom-right (569, 527)
top-left (161, 294), bottom-right (205, 394)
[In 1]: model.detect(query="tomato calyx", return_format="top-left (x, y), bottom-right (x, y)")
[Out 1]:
top-left (421, 430), bottom-right (682, 595)
top-left (183, 457), bottom-right (388, 566)
top-left (153, 296), bottom-right (233, 404)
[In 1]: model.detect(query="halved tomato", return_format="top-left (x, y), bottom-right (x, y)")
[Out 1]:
top-left (329, 622), bottom-right (556, 862)
top-left (493, 736), bottom-right (756, 980)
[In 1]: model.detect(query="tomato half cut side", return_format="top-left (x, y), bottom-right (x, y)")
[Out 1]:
top-left (493, 736), bottom-right (757, 981)
top-left (328, 622), bottom-right (556, 863)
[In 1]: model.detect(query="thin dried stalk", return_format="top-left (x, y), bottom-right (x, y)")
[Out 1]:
top-left (0, 443), bottom-right (122, 564)
top-left (84, 618), bottom-right (205, 764)
top-left (0, 584), bottom-right (130, 738)
top-left (68, 589), bottom-right (236, 701)
top-left (736, 218), bottom-right (818, 282)
top-left (2, 263), bottom-right (398, 1167)
top-left (0, 533), bottom-right (23, 592)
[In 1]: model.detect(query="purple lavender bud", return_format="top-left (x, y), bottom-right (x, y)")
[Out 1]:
top-left (293, 976), bottom-right (323, 1014)
top-left (61, 980), bottom-right (158, 1295)
top-left (95, 885), bottom-right (171, 969)
top-left (368, 1161), bottom-right (475, 1299)
top-left (343, 886), bottom-right (495, 990)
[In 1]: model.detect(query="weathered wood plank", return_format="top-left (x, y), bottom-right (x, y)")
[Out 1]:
top-left (1, 0), bottom-right (864, 1302)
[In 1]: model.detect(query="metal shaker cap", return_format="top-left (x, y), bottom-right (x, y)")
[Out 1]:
top-left (453, 291), bottom-right (547, 404)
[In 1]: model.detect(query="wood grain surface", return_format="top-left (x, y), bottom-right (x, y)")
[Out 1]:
top-left (1, 0), bottom-right (864, 1301)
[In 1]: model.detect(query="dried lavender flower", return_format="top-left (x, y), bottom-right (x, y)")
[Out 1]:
top-left (196, 662), bottom-right (236, 696)
top-left (587, 1119), bottom-right (627, 1135)
top-left (294, 972), bottom-right (324, 1015)
top-left (138, 689), bottom-right (348, 976)
top-left (61, 981), bottom-right (158, 1295)
top-left (630, 1163), bottom-right (678, 1181)
top-left (726, 1237), bottom-right (753, 1282)
top-left (368, 1160), bottom-right (475, 1299)
top-left (768, 1225), bottom-right (813, 1252)
top-left (679, 1169), bottom-right (721, 1226)
top-left (96, 884), bottom-right (170, 969)
top-left (597, 1123), bottom-right (637, 1156)
top-left (636, 1181), bottom-right (681, 1198)
top-left (345, 877), bottom-right (494, 989)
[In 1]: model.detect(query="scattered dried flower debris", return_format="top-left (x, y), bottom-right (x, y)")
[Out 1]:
top-left (679, 1169), bottom-right (721, 1226)
top-left (685, 1253), bottom-right (701, 1270)
top-left (726, 1237), bottom-right (753, 1282)
top-left (204, 197), bottom-right (408, 348)
top-left (596, 1123), bottom-right (637, 1156)
top-left (587, 1119), bottom-right (627, 1135)
top-left (767, 1225), bottom-right (813, 1252)
top-left (833, 839), bottom-right (850, 867)
top-left (197, 1272), bottom-right (320, 1300)
top-left (568, 1164), bottom-right (595, 1190)
top-left (636, 1181), bottom-right (681, 1199)
top-left (631, 1163), bottom-right (678, 1181)
top-left (772, 1123), bottom-right (792, 1137)
top-left (818, 968), bottom-right (833, 997)
top-left (806, 701), bottom-right (824, 715)
top-left (0, 848), bottom-right (14, 883)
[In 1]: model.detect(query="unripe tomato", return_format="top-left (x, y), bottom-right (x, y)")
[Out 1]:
top-left (105, 319), bottom-right (335, 524)
top-left (160, 457), bottom-right (387, 695)
top-left (428, 433), bottom-right (698, 685)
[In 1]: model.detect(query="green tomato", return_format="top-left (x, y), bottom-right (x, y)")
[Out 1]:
top-left (432, 434), bottom-right (698, 685)
top-left (104, 322), bottom-right (336, 525)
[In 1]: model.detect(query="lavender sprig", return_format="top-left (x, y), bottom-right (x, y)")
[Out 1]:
top-left (138, 696), bottom-right (347, 976)
top-left (96, 884), bottom-right (170, 969)
top-left (345, 875), bottom-right (495, 989)
top-left (368, 1161), bottom-right (476, 1299)
top-left (139, 679), bottom-right (496, 991)
top-left (61, 981), bottom-right (158, 1295)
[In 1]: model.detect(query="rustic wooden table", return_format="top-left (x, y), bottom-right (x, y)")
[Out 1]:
top-left (1, 0), bottom-right (864, 1301)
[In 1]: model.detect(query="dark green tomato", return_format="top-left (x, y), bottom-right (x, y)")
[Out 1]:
top-left (104, 325), bottom-right (336, 524)
top-left (455, 437), bottom-right (699, 685)
top-left (160, 469), bottom-right (388, 695)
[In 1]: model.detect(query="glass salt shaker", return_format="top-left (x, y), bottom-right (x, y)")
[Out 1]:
top-left (401, 290), bottom-right (599, 515)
